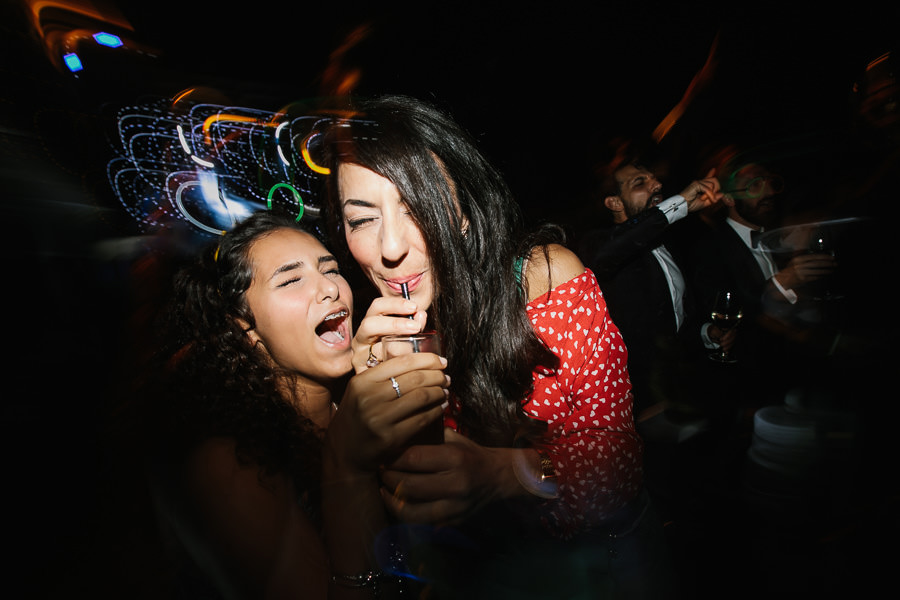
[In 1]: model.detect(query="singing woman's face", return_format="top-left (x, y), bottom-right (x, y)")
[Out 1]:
top-left (242, 227), bottom-right (353, 383)
top-left (338, 163), bottom-right (436, 310)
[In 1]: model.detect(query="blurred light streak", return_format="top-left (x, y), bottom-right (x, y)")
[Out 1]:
top-left (867, 52), bottom-right (891, 72)
top-left (653, 32), bottom-right (721, 143)
top-left (22, 0), bottom-right (156, 74)
top-left (301, 133), bottom-right (330, 174)
top-left (319, 23), bottom-right (371, 97)
top-left (172, 88), bottom-right (199, 105)
top-left (275, 121), bottom-right (291, 166)
top-left (174, 177), bottom-right (245, 236)
top-left (190, 155), bottom-right (215, 168)
top-left (267, 183), bottom-right (305, 220)
top-left (176, 125), bottom-right (192, 155)
top-left (62, 52), bottom-right (82, 72)
top-left (25, 0), bottom-right (134, 39)
top-left (107, 99), bottom-right (340, 238)
top-left (202, 114), bottom-right (266, 146)
top-left (92, 31), bottom-right (122, 47)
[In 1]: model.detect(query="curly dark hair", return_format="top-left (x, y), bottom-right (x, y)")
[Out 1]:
top-left (322, 95), bottom-right (561, 448)
top-left (137, 211), bottom-right (334, 513)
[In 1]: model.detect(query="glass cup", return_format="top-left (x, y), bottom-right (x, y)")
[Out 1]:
top-left (383, 331), bottom-right (442, 358)
top-left (382, 331), bottom-right (444, 444)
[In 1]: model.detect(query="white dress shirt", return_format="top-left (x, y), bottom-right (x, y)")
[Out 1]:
top-left (725, 218), bottom-right (797, 303)
top-left (652, 195), bottom-right (690, 332)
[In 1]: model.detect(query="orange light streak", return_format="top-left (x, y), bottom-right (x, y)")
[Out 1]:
top-left (653, 32), bottom-right (720, 143)
top-left (172, 88), bottom-right (197, 105)
top-left (201, 114), bottom-right (280, 146)
top-left (301, 133), bottom-right (330, 175)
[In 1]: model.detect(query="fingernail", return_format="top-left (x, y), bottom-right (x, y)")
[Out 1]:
top-left (439, 356), bottom-right (448, 366)
top-left (444, 374), bottom-right (451, 385)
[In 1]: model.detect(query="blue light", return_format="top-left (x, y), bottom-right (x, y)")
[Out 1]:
top-left (63, 53), bottom-right (83, 72)
top-left (93, 32), bottom-right (123, 48)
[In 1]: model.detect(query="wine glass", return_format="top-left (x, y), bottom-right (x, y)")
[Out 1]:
top-left (807, 227), bottom-right (842, 301)
top-left (708, 291), bottom-right (742, 363)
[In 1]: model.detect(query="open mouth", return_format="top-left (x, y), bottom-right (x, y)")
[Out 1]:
top-left (648, 193), bottom-right (664, 208)
top-left (315, 309), bottom-right (349, 345)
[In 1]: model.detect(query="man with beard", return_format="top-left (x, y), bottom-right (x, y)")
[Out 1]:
top-left (576, 153), bottom-right (732, 541)
top-left (577, 157), bottom-right (726, 439)
top-left (690, 153), bottom-right (837, 419)
top-left (708, 159), bottom-right (836, 311)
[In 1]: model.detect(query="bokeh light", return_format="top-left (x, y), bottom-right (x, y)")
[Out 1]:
top-left (107, 97), bottom-right (338, 238)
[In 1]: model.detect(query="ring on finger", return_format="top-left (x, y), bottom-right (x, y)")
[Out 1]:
top-left (390, 376), bottom-right (402, 398)
top-left (366, 343), bottom-right (380, 368)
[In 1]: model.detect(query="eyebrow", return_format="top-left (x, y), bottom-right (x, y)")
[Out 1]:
top-left (342, 198), bottom-right (376, 209)
top-left (616, 174), bottom-right (643, 188)
top-left (267, 255), bottom-right (338, 282)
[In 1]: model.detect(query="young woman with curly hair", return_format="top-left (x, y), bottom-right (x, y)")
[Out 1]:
top-left (137, 210), bottom-right (449, 599)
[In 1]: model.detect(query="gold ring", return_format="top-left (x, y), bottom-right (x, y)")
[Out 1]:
top-left (390, 376), bottom-right (401, 398)
top-left (366, 343), bottom-right (380, 368)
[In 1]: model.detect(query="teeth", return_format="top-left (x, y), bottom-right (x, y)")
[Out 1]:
top-left (324, 310), bottom-right (347, 321)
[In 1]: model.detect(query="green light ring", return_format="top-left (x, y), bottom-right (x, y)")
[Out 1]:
top-left (267, 182), bottom-right (304, 221)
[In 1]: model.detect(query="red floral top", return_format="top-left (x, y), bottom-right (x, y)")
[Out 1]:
top-left (524, 268), bottom-right (643, 538)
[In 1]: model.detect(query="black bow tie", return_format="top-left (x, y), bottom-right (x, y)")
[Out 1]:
top-left (751, 230), bottom-right (763, 248)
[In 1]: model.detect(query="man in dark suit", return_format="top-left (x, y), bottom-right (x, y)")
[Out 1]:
top-left (577, 157), bottom-right (728, 441)
top-left (691, 153), bottom-right (838, 412)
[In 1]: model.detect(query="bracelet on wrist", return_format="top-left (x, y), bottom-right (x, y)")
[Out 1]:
top-left (332, 569), bottom-right (409, 598)
top-left (513, 448), bottom-right (559, 499)
top-left (332, 570), bottom-right (383, 588)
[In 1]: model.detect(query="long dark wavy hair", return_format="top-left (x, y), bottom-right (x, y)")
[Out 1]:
top-left (136, 211), bottom-right (332, 513)
top-left (322, 95), bottom-right (562, 447)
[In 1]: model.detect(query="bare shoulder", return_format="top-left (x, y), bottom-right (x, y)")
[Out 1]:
top-left (184, 437), bottom-right (243, 484)
top-left (181, 438), bottom-right (271, 506)
top-left (523, 243), bottom-right (585, 301)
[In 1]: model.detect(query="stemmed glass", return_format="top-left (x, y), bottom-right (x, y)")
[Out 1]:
top-left (807, 227), bottom-right (842, 301)
top-left (708, 291), bottom-right (742, 363)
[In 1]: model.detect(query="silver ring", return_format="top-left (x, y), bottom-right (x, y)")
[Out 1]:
top-left (366, 344), bottom-right (380, 368)
top-left (390, 376), bottom-right (401, 398)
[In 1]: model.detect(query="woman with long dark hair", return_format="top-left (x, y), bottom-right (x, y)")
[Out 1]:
top-left (322, 96), bottom-right (667, 598)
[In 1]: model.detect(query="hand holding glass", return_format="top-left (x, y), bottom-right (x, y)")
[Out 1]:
top-left (807, 228), bottom-right (841, 300)
top-left (383, 331), bottom-right (442, 359)
top-left (383, 331), bottom-right (444, 444)
top-left (708, 291), bottom-right (742, 363)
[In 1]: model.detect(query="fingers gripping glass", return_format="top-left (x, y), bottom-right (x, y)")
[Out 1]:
top-left (382, 332), bottom-right (444, 444)
top-left (708, 291), bottom-right (742, 364)
top-left (725, 175), bottom-right (784, 198)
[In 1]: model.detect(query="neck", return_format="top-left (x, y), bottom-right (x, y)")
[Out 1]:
top-left (285, 376), bottom-right (337, 430)
top-left (727, 210), bottom-right (760, 231)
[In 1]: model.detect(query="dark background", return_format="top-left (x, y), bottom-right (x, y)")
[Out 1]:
top-left (2, 1), bottom-right (898, 597)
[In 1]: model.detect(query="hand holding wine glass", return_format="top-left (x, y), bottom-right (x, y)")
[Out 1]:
top-left (806, 227), bottom-right (841, 300)
top-left (708, 291), bottom-right (742, 363)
